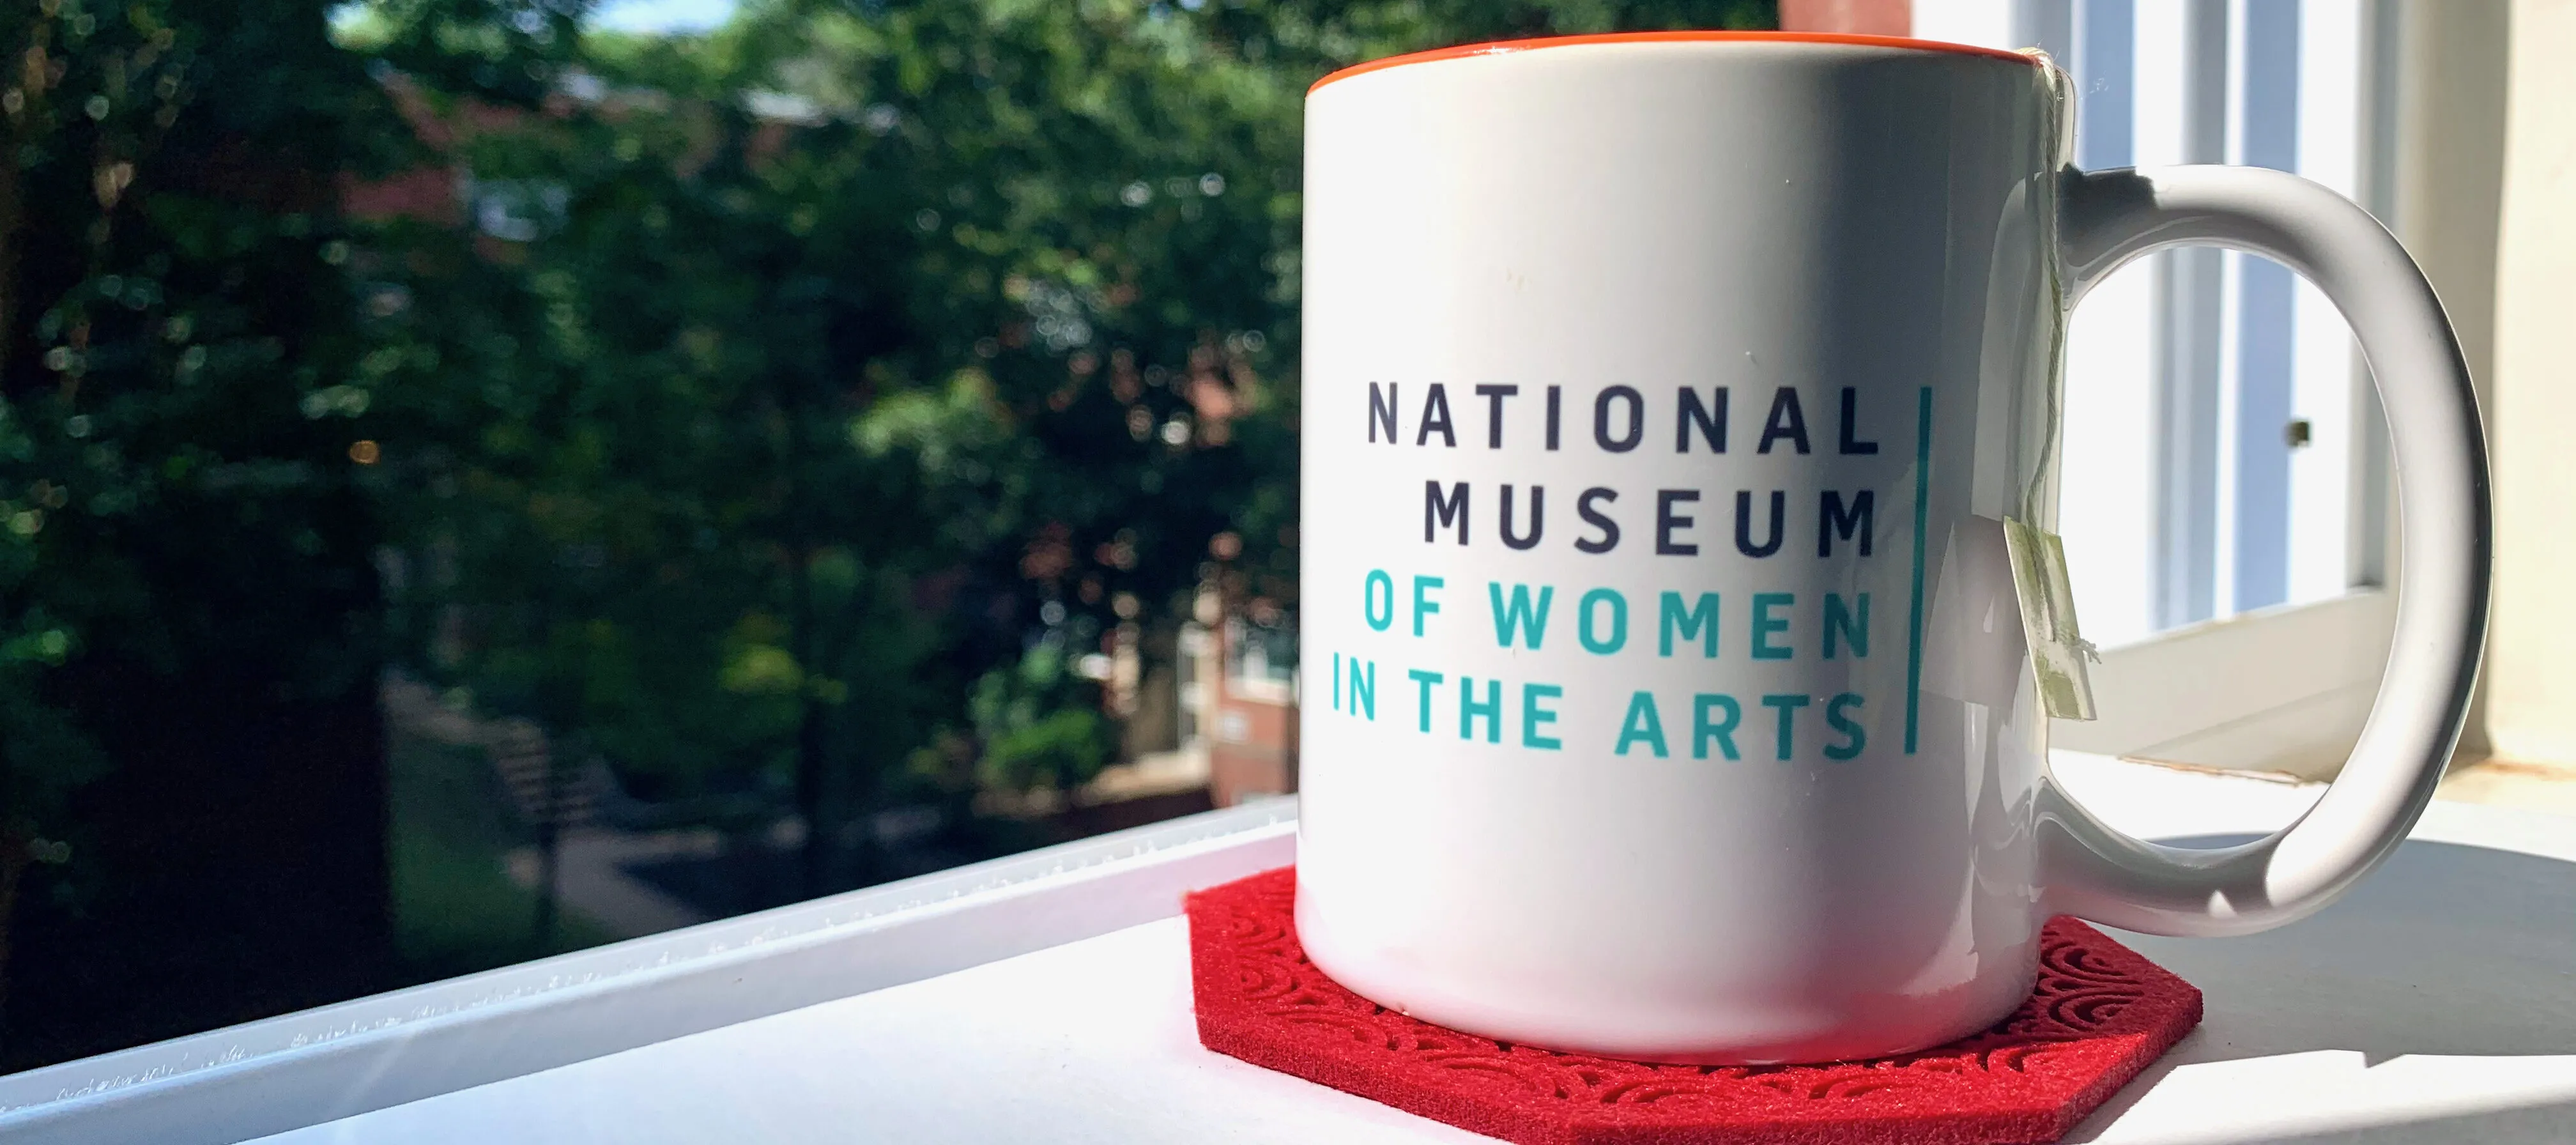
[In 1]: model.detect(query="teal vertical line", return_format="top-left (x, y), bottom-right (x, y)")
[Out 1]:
top-left (1905, 387), bottom-right (1933, 755)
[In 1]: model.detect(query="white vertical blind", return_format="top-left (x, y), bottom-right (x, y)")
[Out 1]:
top-left (1924, 0), bottom-right (2377, 648)
top-left (2060, 0), bottom-right (2159, 647)
top-left (2288, 1), bottom-right (2364, 606)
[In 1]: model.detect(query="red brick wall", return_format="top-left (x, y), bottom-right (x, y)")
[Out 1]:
top-left (1779, 0), bottom-right (1911, 36)
top-left (1208, 687), bottom-right (1296, 806)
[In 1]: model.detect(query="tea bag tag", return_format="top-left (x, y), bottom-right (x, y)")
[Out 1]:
top-left (2002, 516), bottom-right (2099, 721)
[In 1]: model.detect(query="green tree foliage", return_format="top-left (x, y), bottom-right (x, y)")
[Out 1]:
top-left (969, 634), bottom-right (1117, 794)
top-left (357, 0), bottom-right (1779, 894)
top-left (0, 0), bottom-right (431, 1057)
top-left (1, 0), bottom-right (1777, 1062)
top-left (359, 0), bottom-right (1307, 895)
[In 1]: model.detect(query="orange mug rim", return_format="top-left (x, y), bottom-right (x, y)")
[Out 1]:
top-left (1309, 31), bottom-right (2042, 96)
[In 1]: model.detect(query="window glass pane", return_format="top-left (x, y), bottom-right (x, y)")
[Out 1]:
top-left (2052, 0), bottom-right (2379, 646)
top-left (0, 0), bottom-right (1780, 1073)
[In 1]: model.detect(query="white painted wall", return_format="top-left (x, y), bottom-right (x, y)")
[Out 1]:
top-left (2486, 0), bottom-right (2576, 766)
top-left (1908, 0), bottom-right (2016, 50)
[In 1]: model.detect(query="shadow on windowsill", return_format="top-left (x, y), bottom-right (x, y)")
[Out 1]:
top-left (2069, 835), bottom-right (2576, 1142)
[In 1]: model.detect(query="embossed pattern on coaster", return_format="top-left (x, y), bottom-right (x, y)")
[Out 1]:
top-left (1188, 867), bottom-right (2201, 1145)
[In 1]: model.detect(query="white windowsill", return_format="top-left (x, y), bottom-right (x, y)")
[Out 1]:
top-left (6, 756), bottom-right (2573, 1144)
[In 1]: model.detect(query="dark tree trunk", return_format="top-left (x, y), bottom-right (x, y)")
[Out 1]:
top-left (532, 742), bottom-right (562, 950)
top-left (4, 671), bottom-right (391, 1072)
top-left (791, 548), bottom-right (829, 900)
top-left (0, 824), bottom-right (29, 1059)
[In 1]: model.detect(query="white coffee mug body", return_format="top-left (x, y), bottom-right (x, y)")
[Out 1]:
top-left (1294, 32), bottom-right (2487, 1064)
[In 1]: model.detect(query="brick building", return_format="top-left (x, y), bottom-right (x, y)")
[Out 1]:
top-left (1178, 588), bottom-right (1299, 807)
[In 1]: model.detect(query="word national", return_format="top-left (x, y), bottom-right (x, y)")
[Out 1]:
top-left (1367, 382), bottom-right (1887, 557)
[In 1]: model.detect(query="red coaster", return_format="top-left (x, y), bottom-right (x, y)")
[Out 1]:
top-left (1188, 868), bottom-right (2199, 1144)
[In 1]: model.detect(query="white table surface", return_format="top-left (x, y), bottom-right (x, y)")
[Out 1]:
top-left (239, 755), bottom-right (2576, 1145)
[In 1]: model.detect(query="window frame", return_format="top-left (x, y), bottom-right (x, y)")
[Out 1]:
top-left (1917, 0), bottom-right (2460, 777)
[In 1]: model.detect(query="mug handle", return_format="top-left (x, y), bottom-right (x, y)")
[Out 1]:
top-left (2038, 165), bottom-right (2492, 937)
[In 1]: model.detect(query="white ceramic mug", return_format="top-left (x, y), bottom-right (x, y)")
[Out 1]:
top-left (1294, 31), bottom-right (2488, 1064)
